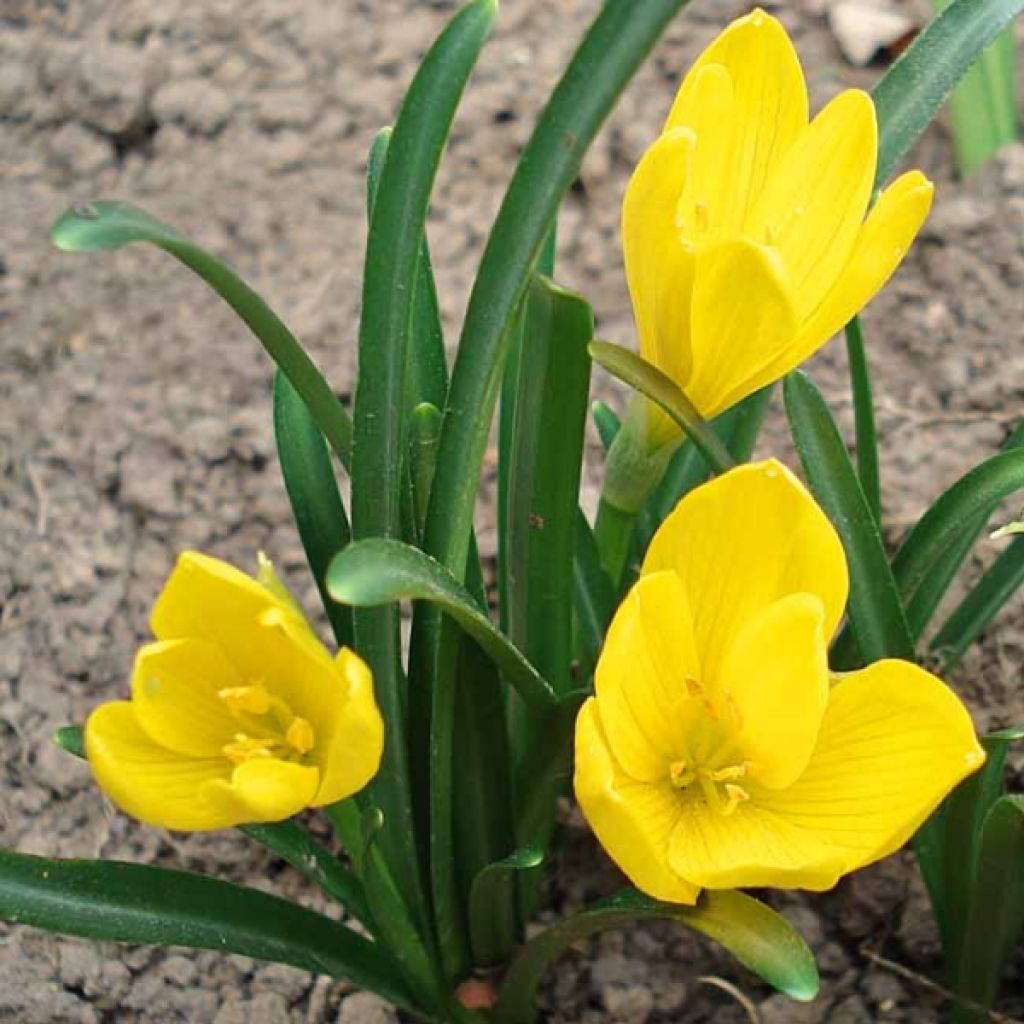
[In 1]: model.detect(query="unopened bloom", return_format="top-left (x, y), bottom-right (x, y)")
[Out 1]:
top-left (86, 552), bottom-right (383, 830)
top-left (625, 10), bottom-right (933, 433)
top-left (575, 460), bottom-right (983, 903)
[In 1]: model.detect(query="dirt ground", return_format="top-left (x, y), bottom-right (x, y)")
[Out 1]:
top-left (1, 0), bottom-right (1023, 1021)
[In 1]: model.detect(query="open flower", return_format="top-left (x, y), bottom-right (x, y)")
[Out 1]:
top-left (574, 460), bottom-right (983, 903)
top-left (86, 552), bottom-right (383, 831)
top-left (624, 9), bottom-right (934, 431)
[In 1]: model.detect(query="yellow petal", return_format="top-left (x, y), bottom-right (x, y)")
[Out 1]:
top-left (312, 648), bottom-right (385, 805)
top-left (717, 593), bottom-right (829, 789)
top-left (666, 796), bottom-right (844, 891)
top-left (666, 9), bottom-right (808, 226)
top-left (643, 460), bottom-right (849, 682)
top-left (794, 170), bottom-right (935, 355)
top-left (684, 239), bottom-right (798, 418)
top-left (623, 128), bottom-right (697, 387)
top-left (595, 571), bottom-right (702, 783)
top-left (745, 89), bottom-right (877, 318)
top-left (758, 660), bottom-right (985, 874)
top-left (574, 699), bottom-right (700, 904)
top-left (85, 701), bottom-right (233, 831)
top-left (200, 757), bottom-right (320, 825)
top-left (131, 639), bottom-right (241, 757)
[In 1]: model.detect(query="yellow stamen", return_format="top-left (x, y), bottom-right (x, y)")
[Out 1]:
top-left (722, 783), bottom-right (750, 816)
top-left (669, 760), bottom-right (695, 788)
top-left (218, 684), bottom-right (272, 715)
top-left (684, 675), bottom-right (703, 698)
top-left (222, 733), bottom-right (275, 765)
top-left (708, 764), bottom-right (746, 782)
top-left (286, 717), bottom-right (315, 755)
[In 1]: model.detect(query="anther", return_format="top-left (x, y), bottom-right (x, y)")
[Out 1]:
top-left (218, 684), bottom-right (272, 715)
top-left (684, 676), bottom-right (703, 698)
top-left (669, 760), bottom-right (695, 788)
top-left (708, 764), bottom-right (746, 782)
top-left (721, 784), bottom-right (750, 815)
top-left (286, 717), bottom-right (315, 755)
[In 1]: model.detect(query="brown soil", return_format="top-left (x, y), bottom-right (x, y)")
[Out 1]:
top-left (1, 1), bottom-right (1022, 1021)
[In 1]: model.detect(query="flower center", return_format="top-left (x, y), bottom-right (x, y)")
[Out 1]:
top-left (668, 677), bottom-right (749, 816)
top-left (217, 684), bottom-right (315, 765)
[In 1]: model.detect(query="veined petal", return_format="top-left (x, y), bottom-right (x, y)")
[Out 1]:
top-left (595, 571), bottom-right (701, 783)
top-left (643, 460), bottom-right (849, 682)
top-left (85, 701), bottom-right (233, 831)
top-left (131, 639), bottom-right (241, 757)
top-left (200, 758), bottom-right (319, 826)
top-left (666, 9), bottom-right (807, 225)
top-left (718, 593), bottom-right (829, 789)
top-left (667, 797), bottom-right (844, 891)
top-left (684, 238), bottom-right (798, 418)
top-left (574, 699), bottom-right (699, 905)
top-left (758, 660), bottom-right (984, 874)
top-left (745, 89), bottom-right (877, 318)
top-left (623, 128), bottom-right (697, 387)
top-left (312, 648), bottom-right (385, 806)
top-left (794, 171), bottom-right (935, 355)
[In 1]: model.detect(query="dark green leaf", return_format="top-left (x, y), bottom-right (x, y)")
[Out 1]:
top-left (51, 202), bottom-right (352, 466)
top-left (409, 402), bottom-right (443, 541)
top-left (468, 845), bottom-right (544, 968)
top-left (592, 400), bottom-right (621, 452)
top-left (54, 725), bottom-right (85, 759)
top-left (783, 372), bottom-right (913, 664)
top-left (494, 888), bottom-right (818, 1023)
top-left (0, 850), bottom-right (417, 1012)
top-left (572, 508), bottom-right (616, 684)
top-left (843, 318), bottom-right (881, 526)
top-left (872, 0), bottom-right (1024, 186)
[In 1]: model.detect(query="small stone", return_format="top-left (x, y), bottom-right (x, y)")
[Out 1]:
top-left (758, 993), bottom-right (823, 1024)
top-left (829, 995), bottom-right (873, 1024)
top-left (336, 991), bottom-right (398, 1024)
top-left (152, 78), bottom-right (233, 135)
top-left (214, 992), bottom-right (291, 1024)
top-left (47, 122), bottom-right (112, 176)
top-left (602, 984), bottom-right (654, 1023)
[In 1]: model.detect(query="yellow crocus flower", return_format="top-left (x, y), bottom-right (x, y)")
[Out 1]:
top-left (85, 552), bottom-right (384, 831)
top-left (574, 460), bottom-right (983, 903)
top-left (625, 9), bottom-right (934, 429)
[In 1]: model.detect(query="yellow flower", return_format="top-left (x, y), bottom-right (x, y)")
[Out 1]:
top-left (624, 9), bottom-right (934, 430)
top-left (574, 460), bottom-right (983, 903)
top-left (86, 552), bottom-right (384, 831)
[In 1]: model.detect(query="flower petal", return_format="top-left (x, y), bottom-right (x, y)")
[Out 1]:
top-left (718, 593), bottom-right (829, 789)
top-left (312, 648), bottom-right (385, 805)
top-left (643, 460), bottom-right (849, 683)
top-left (131, 639), bottom-right (241, 757)
top-left (85, 701), bottom-right (233, 831)
top-left (745, 89), bottom-right (877, 318)
top-left (793, 170), bottom-right (935, 355)
top-left (595, 571), bottom-right (702, 783)
top-left (667, 796), bottom-right (844, 891)
top-left (574, 699), bottom-right (699, 904)
top-left (684, 239), bottom-right (798, 417)
top-left (666, 9), bottom-right (807, 226)
top-left (200, 758), bottom-right (320, 825)
top-left (758, 660), bottom-right (985, 874)
top-left (623, 127), bottom-right (697, 387)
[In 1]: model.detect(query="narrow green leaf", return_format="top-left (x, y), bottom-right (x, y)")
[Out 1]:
top-left (351, 0), bottom-right (498, 970)
top-left (783, 372), bottom-right (913, 664)
top-left (468, 845), bottom-right (544, 968)
top-left (572, 508), bottom-right (616, 684)
top-left (0, 850), bottom-right (418, 1013)
top-left (410, 402), bottom-right (443, 541)
top-left (54, 725), bottom-right (85, 759)
top-left (51, 202), bottom-right (352, 466)
top-left (872, 0), bottom-right (1024, 186)
top-left (952, 796), bottom-right (1024, 1023)
top-left (494, 888), bottom-right (818, 1023)
top-left (273, 371), bottom-right (353, 648)
top-left (592, 400), bottom-right (621, 452)
top-left (327, 539), bottom-right (560, 713)
top-left (844, 318), bottom-right (881, 526)
top-left (589, 341), bottom-right (735, 475)
top-left (930, 535), bottom-right (1024, 667)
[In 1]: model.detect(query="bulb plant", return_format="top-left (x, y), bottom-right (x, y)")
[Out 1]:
top-left (4, 1), bottom-right (1024, 1022)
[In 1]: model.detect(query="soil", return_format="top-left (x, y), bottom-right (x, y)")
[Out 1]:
top-left (1, 0), bottom-right (1022, 1021)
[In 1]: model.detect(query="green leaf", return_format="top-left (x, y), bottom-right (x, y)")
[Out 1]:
top-left (872, 0), bottom-right (1024, 186)
top-left (493, 888), bottom-right (818, 1023)
top-left (843, 318), bottom-right (881, 526)
top-left (327, 539), bottom-right (560, 713)
top-left (783, 372), bottom-right (914, 664)
top-left (952, 796), bottom-right (1024, 1023)
top-left (589, 341), bottom-right (735, 475)
top-left (468, 845), bottom-right (544, 968)
top-left (350, 0), bottom-right (498, 970)
top-left (592, 400), bottom-right (622, 452)
top-left (0, 850), bottom-right (418, 1013)
top-left (273, 371), bottom-right (353, 648)
top-left (50, 201), bottom-right (352, 466)
top-left (930, 535), bottom-right (1024, 667)
top-left (409, 402), bottom-right (443, 541)
top-left (54, 725), bottom-right (85, 759)
top-left (571, 507), bottom-right (616, 684)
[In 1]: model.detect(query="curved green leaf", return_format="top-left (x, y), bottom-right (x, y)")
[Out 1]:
top-left (592, 400), bottom-right (622, 452)
top-left (327, 539), bottom-right (560, 712)
top-left (494, 888), bottom-right (818, 1023)
top-left (0, 850), bottom-right (417, 1013)
top-left (50, 201), bottom-right (352, 466)
top-left (783, 372), bottom-right (913, 664)
top-left (468, 845), bottom-right (544, 968)
top-left (873, 0), bottom-right (1024, 186)
top-left (273, 371), bottom-right (352, 648)
top-left (843, 318), bottom-right (881, 525)
top-left (589, 341), bottom-right (735, 475)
